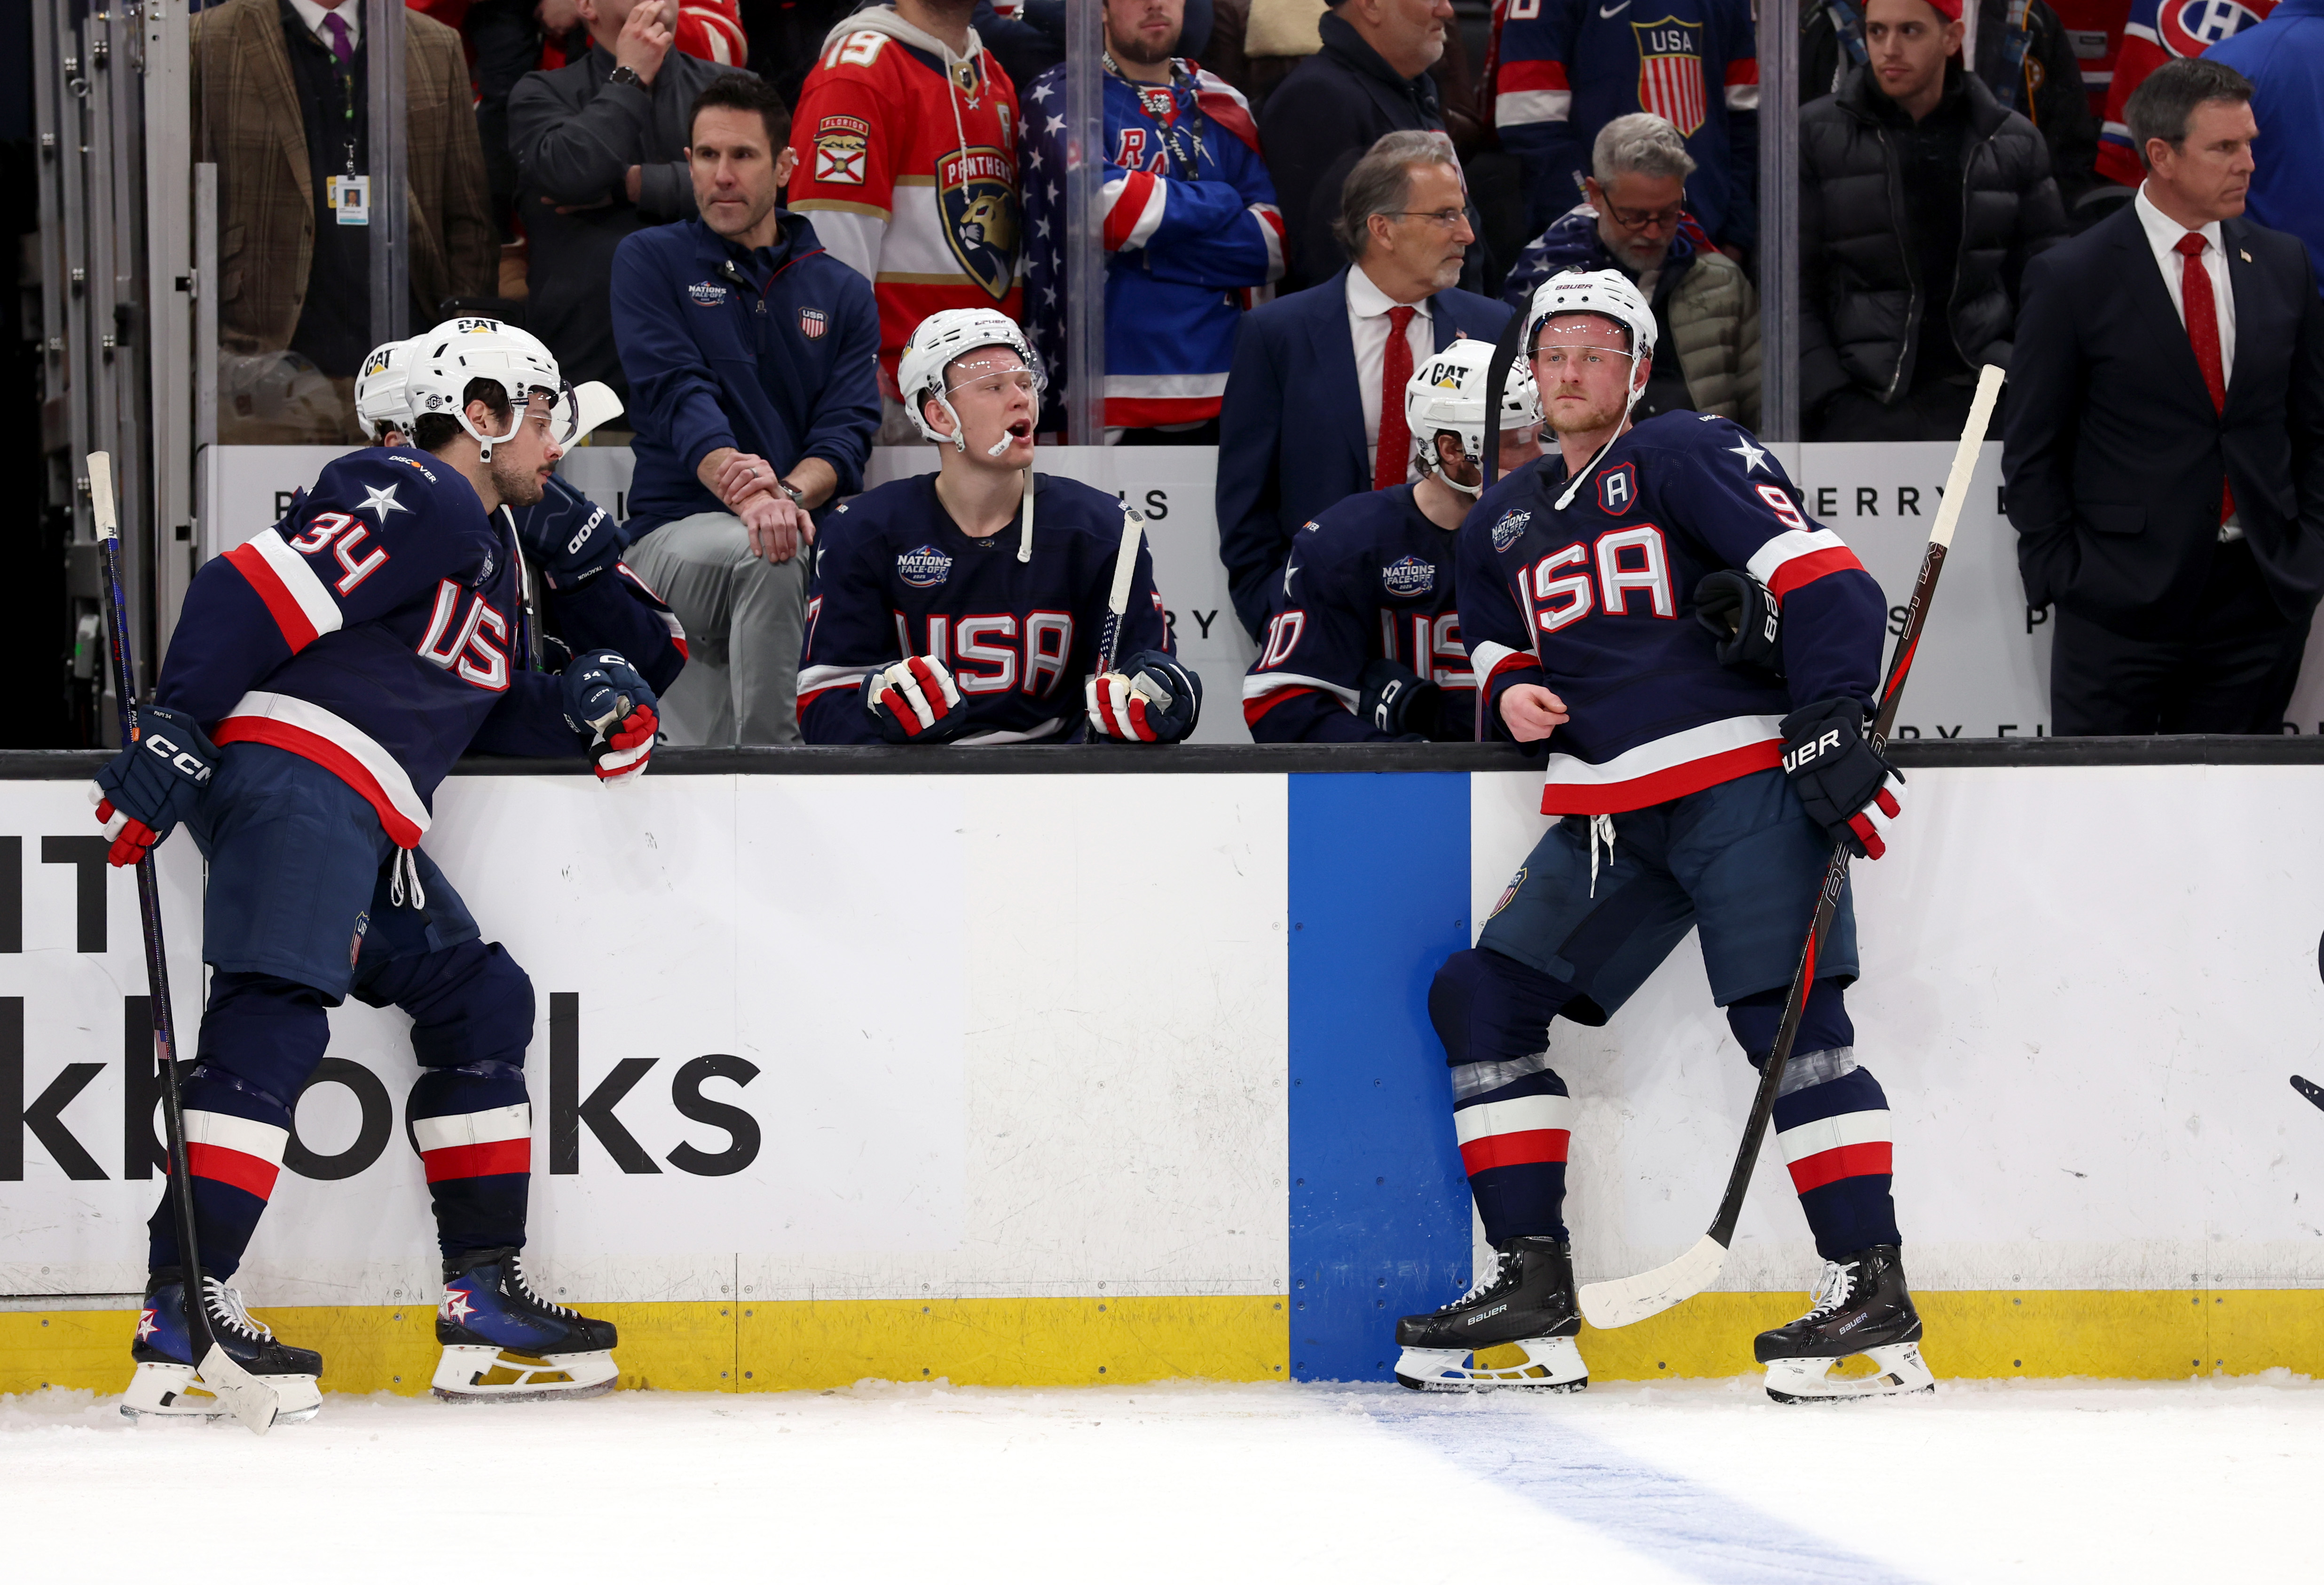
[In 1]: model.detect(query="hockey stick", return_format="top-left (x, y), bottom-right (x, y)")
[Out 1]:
top-left (88, 454), bottom-right (281, 1433)
top-left (1576, 362), bottom-right (2006, 1331)
top-left (2293, 1075), bottom-right (2324, 1115)
top-left (1095, 505), bottom-right (1147, 675)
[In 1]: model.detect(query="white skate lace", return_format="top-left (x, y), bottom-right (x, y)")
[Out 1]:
top-left (1439, 1250), bottom-right (1516, 1312)
top-left (201, 1278), bottom-right (274, 1342)
top-left (1799, 1260), bottom-right (1852, 1322)
top-left (508, 1255), bottom-right (578, 1318)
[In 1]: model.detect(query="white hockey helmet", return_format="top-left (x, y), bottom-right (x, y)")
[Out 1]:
top-left (404, 316), bottom-right (568, 459)
top-left (1527, 267), bottom-right (1658, 366)
top-left (898, 308), bottom-right (1044, 451)
top-left (354, 338), bottom-right (417, 439)
top-left (556, 381), bottom-right (625, 447)
top-left (1404, 338), bottom-right (1540, 495)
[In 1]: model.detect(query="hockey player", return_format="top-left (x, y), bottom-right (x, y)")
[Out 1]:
top-left (797, 308), bottom-right (1200, 745)
top-left (1242, 338), bottom-right (1540, 742)
top-left (1392, 269), bottom-right (1927, 1403)
top-left (97, 323), bottom-right (661, 1421)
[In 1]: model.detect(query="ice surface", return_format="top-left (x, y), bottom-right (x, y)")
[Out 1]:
top-left (3, 1375), bottom-right (2317, 1581)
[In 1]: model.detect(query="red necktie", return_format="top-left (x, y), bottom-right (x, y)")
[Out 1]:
top-left (1375, 305), bottom-right (1417, 491)
top-left (2175, 232), bottom-right (2234, 523)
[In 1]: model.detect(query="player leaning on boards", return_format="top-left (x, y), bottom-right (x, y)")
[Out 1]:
top-left (92, 324), bottom-right (662, 1422)
top-left (1243, 339), bottom-right (1541, 742)
top-left (797, 309), bottom-right (1200, 745)
top-left (1393, 268), bottom-right (1929, 1404)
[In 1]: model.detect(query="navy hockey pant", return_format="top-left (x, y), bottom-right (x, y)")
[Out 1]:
top-left (148, 745), bottom-right (538, 1278)
top-left (1431, 769), bottom-right (1902, 1262)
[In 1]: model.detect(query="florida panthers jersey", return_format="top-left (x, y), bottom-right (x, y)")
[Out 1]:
top-left (798, 472), bottom-right (1173, 745)
top-left (157, 449), bottom-right (577, 847)
top-left (1243, 484), bottom-right (1475, 742)
top-left (1458, 413), bottom-right (1883, 816)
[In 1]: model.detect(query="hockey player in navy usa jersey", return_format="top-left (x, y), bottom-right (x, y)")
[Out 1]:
top-left (1243, 339), bottom-right (1540, 742)
top-left (1394, 270), bottom-right (1928, 1403)
top-left (799, 308), bottom-right (1201, 745)
top-left (92, 323), bottom-right (662, 1421)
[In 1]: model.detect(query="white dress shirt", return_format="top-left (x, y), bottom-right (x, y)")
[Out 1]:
top-left (287, 0), bottom-right (361, 52)
top-left (1347, 262), bottom-right (1435, 483)
top-left (2134, 183), bottom-right (2241, 535)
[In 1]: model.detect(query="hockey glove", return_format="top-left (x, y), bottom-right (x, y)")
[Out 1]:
top-left (561, 650), bottom-right (661, 781)
top-left (1358, 658), bottom-right (1442, 740)
top-left (516, 476), bottom-right (626, 591)
top-left (1694, 570), bottom-right (1783, 677)
top-left (90, 705), bottom-right (218, 867)
top-left (1780, 697), bottom-right (1906, 860)
top-left (1085, 651), bottom-right (1202, 743)
top-left (863, 656), bottom-right (972, 743)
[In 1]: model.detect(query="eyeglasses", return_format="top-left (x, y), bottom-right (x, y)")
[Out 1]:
top-left (1602, 201), bottom-right (1684, 231)
top-left (1385, 208), bottom-right (1471, 231)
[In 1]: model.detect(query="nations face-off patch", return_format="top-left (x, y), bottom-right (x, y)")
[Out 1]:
top-left (1492, 510), bottom-right (1531, 552)
top-left (1382, 554), bottom-right (1436, 599)
top-left (897, 545), bottom-right (953, 588)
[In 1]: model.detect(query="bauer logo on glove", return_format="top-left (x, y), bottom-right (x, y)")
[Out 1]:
top-left (1780, 697), bottom-right (1906, 860)
top-left (1085, 650), bottom-right (1202, 743)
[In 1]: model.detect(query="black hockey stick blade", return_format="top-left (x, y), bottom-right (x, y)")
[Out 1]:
top-left (2293, 1075), bottom-right (2324, 1114)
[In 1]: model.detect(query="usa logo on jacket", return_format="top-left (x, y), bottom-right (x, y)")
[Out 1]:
top-left (799, 306), bottom-right (828, 340)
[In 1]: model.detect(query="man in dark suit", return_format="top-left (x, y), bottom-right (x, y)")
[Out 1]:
top-left (2004, 58), bottom-right (2324, 735)
top-left (1216, 131), bottom-right (1513, 640)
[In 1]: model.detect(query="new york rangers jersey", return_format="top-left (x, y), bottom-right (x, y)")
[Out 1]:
top-left (1459, 414), bottom-right (1883, 815)
top-left (1021, 61), bottom-right (1286, 428)
top-left (157, 450), bottom-right (579, 847)
top-left (2097, 0), bottom-right (2273, 186)
top-left (1491, 0), bottom-right (1759, 244)
top-left (788, 8), bottom-right (1024, 390)
top-left (798, 472), bottom-right (1173, 745)
top-left (1243, 485), bottom-right (1475, 742)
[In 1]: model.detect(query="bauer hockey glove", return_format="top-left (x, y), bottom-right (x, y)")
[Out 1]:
top-left (1780, 697), bottom-right (1906, 860)
top-left (561, 649), bottom-right (661, 781)
top-left (863, 655), bottom-right (973, 743)
top-left (1694, 569), bottom-right (1783, 678)
top-left (90, 705), bottom-right (218, 867)
top-left (1358, 658), bottom-right (1442, 740)
top-left (1086, 651), bottom-right (1201, 743)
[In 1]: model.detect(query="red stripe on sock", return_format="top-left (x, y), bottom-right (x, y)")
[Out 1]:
top-left (422, 1138), bottom-right (532, 1183)
top-left (1459, 1128), bottom-right (1570, 1175)
top-left (185, 1140), bottom-right (281, 1200)
top-left (1786, 1141), bottom-right (1892, 1194)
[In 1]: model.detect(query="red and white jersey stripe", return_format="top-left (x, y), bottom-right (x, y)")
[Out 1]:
top-left (223, 528), bottom-right (345, 653)
top-left (213, 690), bottom-right (432, 847)
top-left (414, 1103), bottom-right (533, 1183)
top-left (1747, 528), bottom-right (1867, 602)
top-left (1538, 713), bottom-right (1784, 817)
top-left (1102, 170), bottom-right (1170, 252)
top-left (1496, 58), bottom-right (1572, 129)
top-left (1723, 57), bottom-right (1759, 112)
top-left (1453, 1090), bottom-right (1575, 1175)
top-left (1776, 1107), bottom-right (1893, 1194)
top-left (182, 1109), bottom-right (290, 1201)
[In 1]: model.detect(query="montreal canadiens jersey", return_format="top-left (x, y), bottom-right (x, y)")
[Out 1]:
top-left (1243, 484), bottom-right (1475, 743)
top-left (1458, 413), bottom-right (1883, 816)
top-left (157, 449), bottom-right (579, 848)
top-left (2097, 0), bottom-right (2273, 186)
top-left (798, 472), bottom-right (1173, 745)
top-left (788, 10), bottom-right (1024, 389)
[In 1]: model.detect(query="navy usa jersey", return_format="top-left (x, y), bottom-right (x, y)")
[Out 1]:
top-left (158, 448), bottom-right (578, 847)
top-left (505, 475), bottom-right (689, 693)
top-left (798, 472), bottom-right (1174, 745)
top-left (1459, 412), bottom-right (1883, 815)
top-left (1243, 484), bottom-right (1474, 742)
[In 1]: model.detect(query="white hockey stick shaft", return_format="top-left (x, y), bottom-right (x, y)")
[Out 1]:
top-left (1095, 507), bottom-right (1145, 675)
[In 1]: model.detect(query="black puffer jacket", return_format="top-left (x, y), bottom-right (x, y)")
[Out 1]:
top-left (1799, 64), bottom-right (2066, 416)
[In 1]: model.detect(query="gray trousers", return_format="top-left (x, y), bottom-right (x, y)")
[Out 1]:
top-left (623, 510), bottom-right (809, 746)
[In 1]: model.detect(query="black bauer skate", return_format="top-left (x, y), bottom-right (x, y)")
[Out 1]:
top-left (121, 1268), bottom-right (324, 1423)
top-left (432, 1247), bottom-right (620, 1403)
top-left (1755, 1244), bottom-right (1936, 1404)
top-left (1393, 1236), bottom-right (1588, 1391)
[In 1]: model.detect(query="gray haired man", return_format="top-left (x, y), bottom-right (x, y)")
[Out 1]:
top-left (1498, 112), bottom-right (1760, 427)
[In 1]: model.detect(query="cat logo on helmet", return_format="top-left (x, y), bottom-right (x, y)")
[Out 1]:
top-left (937, 148), bottom-right (1020, 300)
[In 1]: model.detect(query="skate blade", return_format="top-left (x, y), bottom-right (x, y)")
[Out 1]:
top-left (1393, 1336), bottom-right (1588, 1393)
top-left (431, 1345), bottom-right (618, 1403)
top-left (1763, 1342), bottom-right (1936, 1405)
top-left (118, 1361), bottom-right (322, 1424)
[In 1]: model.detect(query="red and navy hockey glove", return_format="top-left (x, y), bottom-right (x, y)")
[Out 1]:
top-left (1780, 697), bottom-right (1906, 860)
top-left (561, 650), bottom-right (661, 781)
top-left (1085, 651), bottom-right (1202, 743)
top-left (863, 656), bottom-right (972, 743)
top-left (90, 705), bottom-right (218, 867)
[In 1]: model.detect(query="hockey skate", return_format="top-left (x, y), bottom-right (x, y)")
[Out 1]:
top-left (1393, 1236), bottom-right (1589, 1392)
top-left (432, 1247), bottom-right (619, 1403)
top-left (121, 1269), bottom-right (324, 1424)
top-left (1755, 1244), bottom-right (1935, 1404)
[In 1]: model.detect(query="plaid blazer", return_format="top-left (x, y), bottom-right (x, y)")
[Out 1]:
top-left (193, 0), bottom-right (495, 354)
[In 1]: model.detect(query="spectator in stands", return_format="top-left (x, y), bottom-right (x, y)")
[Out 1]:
top-left (1490, 0), bottom-right (1758, 250)
top-left (613, 74), bottom-right (881, 745)
top-left (787, 0), bottom-right (1024, 443)
top-left (2005, 58), bottom-right (2324, 736)
top-left (1800, 0), bottom-right (2065, 441)
top-left (1802, 0), bottom-right (2099, 212)
top-left (1500, 113), bottom-right (1758, 427)
top-left (1257, 0), bottom-right (1484, 293)
top-left (1020, 0), bottom-right (1286, 442)
top-left (509, 0), bottom-right (744, 402)
top-left (2204, 0), bottom-right (2324, 284)
top-left (1215, 130), bottom-right (1509, 639)
top-left (191, 0), bottom-right (493, 443)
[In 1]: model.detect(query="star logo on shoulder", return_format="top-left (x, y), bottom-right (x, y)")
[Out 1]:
top-left (357, 481), bottom-right (411, 522)
top-left (1727, 437), bottom-right (1770, 475)
top-left (439, 1287), bottom-right (477, 1326)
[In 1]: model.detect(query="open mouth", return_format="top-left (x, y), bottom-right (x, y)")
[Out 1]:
top-left (1006, 419), bottom-right (1033, 442)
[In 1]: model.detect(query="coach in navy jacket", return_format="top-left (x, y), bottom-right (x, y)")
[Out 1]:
top-left (612, 76), bottom-right (879, 745)
top-left (1215, 133), bottom-right (1512, 640)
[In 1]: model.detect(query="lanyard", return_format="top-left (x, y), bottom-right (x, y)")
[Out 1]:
top-left (1104, 55), bottom-right (1206, 181)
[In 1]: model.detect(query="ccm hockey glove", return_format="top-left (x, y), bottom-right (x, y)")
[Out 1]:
top-left (561, 649), bottom-right (661, 781)
top-left (1086, 651), bottom-right (1201, 743)
top-left (864, 655), bottom-right (973, 743)
top-left (1358, 658), bottom-right (1442, 739)
top-left (1780, 697), bottom-right (1906, 860)
top-left (90, 705), bottom-right (218, 867)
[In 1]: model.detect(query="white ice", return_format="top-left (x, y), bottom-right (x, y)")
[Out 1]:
top-left (4, 1375), bottom-right (2317, 1581)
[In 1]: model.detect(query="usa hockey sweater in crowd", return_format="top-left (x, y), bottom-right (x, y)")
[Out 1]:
top-left (1020, 59), bottom-right (1285, 428)
top-left (1457, 413), bottom-right (1883, 815)
top-left (1243, 484), bottom-right (1476, 742)
top-left (1491, 0), bottom-right (1759, 245)
top-left (798, 471), bottom-right (1173, 744)
top-left (158, 450), bottom-right (581, 847)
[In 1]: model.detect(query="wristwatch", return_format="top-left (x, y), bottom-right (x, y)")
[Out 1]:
top-left (607, 64), bottom-right (645, 89)
top-left (776, 479), bottom-right (806, 507)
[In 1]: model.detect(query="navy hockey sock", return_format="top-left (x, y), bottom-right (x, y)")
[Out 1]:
top-left (1431, 949), bottom-right (1580, 1244)
top-left (1725, 981), bottom-right (1899, 1257)
top-left (147, 972), bottom-right (331, 1278)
